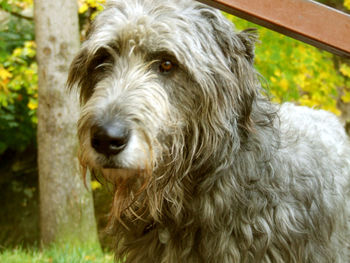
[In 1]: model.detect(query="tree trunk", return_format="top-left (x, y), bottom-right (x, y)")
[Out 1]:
top-left (34, 0), bottom-right (99, 246)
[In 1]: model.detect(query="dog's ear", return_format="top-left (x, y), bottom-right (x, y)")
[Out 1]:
top-left (236, 28), bottom-right (258, 64)
top-left (67, 46), bottom-right (112, 104)
top-left (67, 48), bottom-right (89, 103)
top-left (199, 8), bottom-right (257, 63)
top-left (199, 7), bottom-right (259, 133)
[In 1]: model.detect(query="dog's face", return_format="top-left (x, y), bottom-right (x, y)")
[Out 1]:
top-left (67, 0), bottom-right (257, 179)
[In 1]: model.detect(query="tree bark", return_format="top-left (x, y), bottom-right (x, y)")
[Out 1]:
top-left (34, 0), bottom-right (98, 246)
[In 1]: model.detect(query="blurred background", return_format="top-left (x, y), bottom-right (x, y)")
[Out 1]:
top-left (0, 0), bottom-right (349, 261)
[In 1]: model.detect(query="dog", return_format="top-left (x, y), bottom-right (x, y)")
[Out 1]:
top-left (67, 0), bottom-right (350, 262)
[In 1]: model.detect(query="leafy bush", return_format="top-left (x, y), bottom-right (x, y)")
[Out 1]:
top-left (0, 0), bottom-right (36, 153)
top-left (226, 14), bottom-right (350, 116)
top-left (0, 0), bottom-right (109, 154)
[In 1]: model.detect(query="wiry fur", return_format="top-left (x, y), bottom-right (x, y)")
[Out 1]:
top-left (67, 0), bottom-right (350, 262)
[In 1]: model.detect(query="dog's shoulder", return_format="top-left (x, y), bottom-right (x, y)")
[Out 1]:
top-left (275, 102), bottom-right (350, 188)
top-left (276, 102), bottom-right (350, 169)
top-left (278, 102), bottom-right (347, 140)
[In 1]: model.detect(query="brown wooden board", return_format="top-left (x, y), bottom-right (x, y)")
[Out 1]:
top-left (197, 0), bottom-right (350, 58)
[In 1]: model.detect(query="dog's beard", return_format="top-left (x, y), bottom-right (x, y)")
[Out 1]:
top-left (101, 167), bottom-right (147, 185)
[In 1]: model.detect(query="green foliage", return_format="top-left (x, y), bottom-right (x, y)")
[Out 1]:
top-left (226, 14), bottom-right (350, 116)
top-left (317, 0), bottom-right (347, 7)
top-left (345, 0), bottom-right (350, 10)
top-left (0, 1), bottom-right (33, 54)
top-left (0, 0), bottom-right (108, 154)
top-left (78, 0), bottom-right (105, 19)
top-left (0, 244), bottom-right (113, 263)
top-left (0, 0), bottom-right (36, 154)
top-left (77, 0), bottom-right (105, 42)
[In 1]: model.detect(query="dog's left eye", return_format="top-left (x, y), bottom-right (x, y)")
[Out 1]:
top-left (159, 60), bottom-right (175, 74)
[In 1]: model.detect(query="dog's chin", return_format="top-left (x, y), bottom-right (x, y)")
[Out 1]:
top-left (101, 167), bottom-right (143, 182)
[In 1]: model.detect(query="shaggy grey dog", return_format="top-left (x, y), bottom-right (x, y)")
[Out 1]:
top-left (67, 0), bottom-right (350, 262)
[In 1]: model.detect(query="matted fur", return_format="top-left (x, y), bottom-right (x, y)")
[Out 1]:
top-left (67, 0), bottom-right (350, 262)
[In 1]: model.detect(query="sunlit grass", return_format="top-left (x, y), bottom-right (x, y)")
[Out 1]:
top-left (0, 243), bottom-right (114, 263)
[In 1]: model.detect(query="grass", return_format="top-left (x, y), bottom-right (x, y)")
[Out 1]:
top-left (0, 243), bottom-right (114, 263)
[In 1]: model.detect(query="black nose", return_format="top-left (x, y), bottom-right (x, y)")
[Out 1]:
top-left (91, 122), bottom-right (130, 156)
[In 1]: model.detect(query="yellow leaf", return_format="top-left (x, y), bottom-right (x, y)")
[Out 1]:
top-left (28, 100), bottom-right (38, 110)
top-left (12, 48), bottom-right (22, 57)
top-left (340, 64), bottom-right (350, 78)
top-left (91, 180), bottom-right (101, 190)
top-left (86, 0), bottom-right (105, 8)
top-left (96, 0), bottom-right (106, 5)
top-left (279, 78), bottom-right (289, 91)
top-left (341, 91), bottom-right (350, 103)
top-left (345, 0), bottom-right (350, 10)
top-left (299, 95), bottom-right (316, 108)
top-left (324, 105), bottom-right (341, 116)
top-left (274, 69), bottom-right (281, 77)
top-left (25, 41), bottom-right (36, 49)
top-left (270, 76), bottom-right (277, 83)
top-left (90, 11), bottom-right (99, 20)
top-left (87, 0), bottom-right (97, 8)
top-left (79, 3), bottom-right (89, 14)
top-left (0, 67), bottom-right (12, 80)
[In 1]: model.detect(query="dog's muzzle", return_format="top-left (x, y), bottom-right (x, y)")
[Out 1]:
top-left (90, 121), bottom-right (130, 157)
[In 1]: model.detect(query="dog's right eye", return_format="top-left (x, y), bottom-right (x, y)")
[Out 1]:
top-left (158, 59), bottom-right (176, 74)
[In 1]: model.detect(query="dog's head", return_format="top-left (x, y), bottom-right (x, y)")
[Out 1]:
top-left (67, 0), bottom-right (258, 182)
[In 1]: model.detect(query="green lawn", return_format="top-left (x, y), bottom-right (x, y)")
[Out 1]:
top-left (0, 244), bottom-right (114, 263)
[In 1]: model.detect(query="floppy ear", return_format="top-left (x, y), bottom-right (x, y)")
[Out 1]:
top-left (236, 28), bottom-right (258, 64)
top-left (200, 7), bottom-right (259, 134)
top-left (67, 48), bottom-right (89, 103)
top-left (199, 8), bottom-right (257, 64)
top-left (213, 24), bottom-right (257, 64)
top-left (67, 45), bottom-right (113, 104)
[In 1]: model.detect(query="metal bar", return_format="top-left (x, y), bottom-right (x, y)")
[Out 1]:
top-left (197, 0), bottom-right (350, 58)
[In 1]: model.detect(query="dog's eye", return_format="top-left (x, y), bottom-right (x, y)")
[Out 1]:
top-left (159, 60), bottom-right (175, 74)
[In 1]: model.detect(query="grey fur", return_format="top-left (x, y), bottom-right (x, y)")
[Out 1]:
top-left (67, 0), bottom-right (350, 262)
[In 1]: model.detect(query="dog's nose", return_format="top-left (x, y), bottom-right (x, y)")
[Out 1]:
top-left (91, 122), bottom-right (130, 156)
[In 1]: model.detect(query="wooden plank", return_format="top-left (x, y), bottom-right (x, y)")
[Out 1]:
top-left (197, 0), bottom-right (350, 58)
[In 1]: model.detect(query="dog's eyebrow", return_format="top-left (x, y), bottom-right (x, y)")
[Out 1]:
top-left (146, 51), bottom-right (179, 64)
top-left (103, 42), bottom-right (121, 57)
